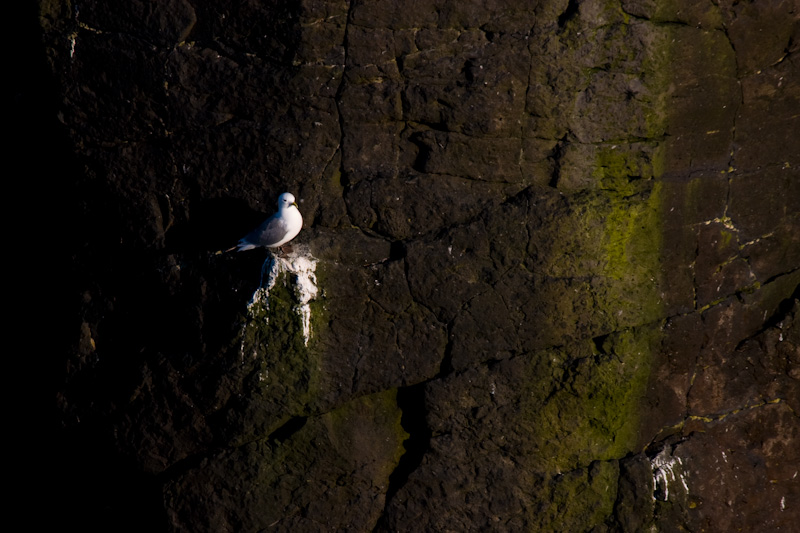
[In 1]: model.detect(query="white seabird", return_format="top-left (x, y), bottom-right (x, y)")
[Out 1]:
top-left (231, 192), bottom-right (303, 252)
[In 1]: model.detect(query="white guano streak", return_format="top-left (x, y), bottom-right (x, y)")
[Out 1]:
top-left (651, 449), bottom-right (689, 502)
top-left (245, 247), bottom-right (319, 347)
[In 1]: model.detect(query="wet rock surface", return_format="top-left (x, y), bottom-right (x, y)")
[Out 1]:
top-left (37, 0), bottom-right (798, 531)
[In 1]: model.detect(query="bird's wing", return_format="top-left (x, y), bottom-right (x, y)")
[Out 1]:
top-left (243, 215), bottom-right (290, 247)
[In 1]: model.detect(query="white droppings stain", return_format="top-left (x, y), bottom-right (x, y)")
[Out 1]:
top-left (781, 496), bottom-right (786, 511)
top-left (239, 246), bottom-right (319, 362)
top-left (651, 449), bottom-right (689, 501)
top-left (289, 253), bottom-right (320, 346)
top-left (69, 5), bottom-right (81, 59)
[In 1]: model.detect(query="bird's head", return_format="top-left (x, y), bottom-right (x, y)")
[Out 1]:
top-left (278, 192), bottom-right (298, 209)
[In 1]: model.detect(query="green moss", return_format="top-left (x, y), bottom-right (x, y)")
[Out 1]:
top-left (529, 324), bottom-right (660, 474)
top-left (237, 389), bottom-right (409, 529)
top-left (603, 181), bottom-right (664, 325)
top-left (518, 326), bottom-right (661, 529)
top-left (522, 27), bottom-right (670, 519)
top-left (329, 165), bottom-right (343, 190)
top-left (245, 273), bottom-right (308, 357)
top-left (322, 388), bottom-right (409, 480)
top-left (239, 268), bottom-right (322, 433)
top-left (593, 146), bottom-right (656, 194)
top-left (719, 229), bottom-right (734, 248)
top-left (520, 16), bottom-right (689, 524)
top-left (541, 460), bottom-right (620, 532)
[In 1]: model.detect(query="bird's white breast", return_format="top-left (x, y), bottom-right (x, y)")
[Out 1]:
top-left (275, 205), bottom-right (302, 247)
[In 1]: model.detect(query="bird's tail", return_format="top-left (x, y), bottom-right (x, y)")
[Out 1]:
top-left (215, 242), bottom-right (253, 255)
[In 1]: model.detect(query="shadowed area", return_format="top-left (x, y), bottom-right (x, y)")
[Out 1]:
top-left (37, 0), bottom-right (799, 531)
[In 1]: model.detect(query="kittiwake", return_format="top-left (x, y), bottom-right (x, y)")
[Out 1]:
top-left (231, 192), bottom-right (303, 252)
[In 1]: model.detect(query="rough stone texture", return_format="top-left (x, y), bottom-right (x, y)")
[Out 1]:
top-left (165, 389), bottom-right (407, 531)
top-left (36, 0), bottom-right (799, 531)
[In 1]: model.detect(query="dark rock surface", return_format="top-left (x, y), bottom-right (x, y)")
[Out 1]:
top-left (37, 0), bottom-right (798, 531)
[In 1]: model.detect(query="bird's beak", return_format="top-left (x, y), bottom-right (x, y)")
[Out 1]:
top-left (292, 202), bottom-right (299, 208)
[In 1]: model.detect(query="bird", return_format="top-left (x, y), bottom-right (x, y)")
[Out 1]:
top-left (228, 192), bottom-right (303, 253)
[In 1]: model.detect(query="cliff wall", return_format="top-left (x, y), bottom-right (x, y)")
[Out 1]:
top-left (40, 0), bottom-right (798, 531)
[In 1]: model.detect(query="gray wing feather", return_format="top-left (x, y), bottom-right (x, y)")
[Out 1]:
top-left (242, 215), bottom-right (290, 247)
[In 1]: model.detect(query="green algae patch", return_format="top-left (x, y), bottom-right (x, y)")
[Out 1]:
top-left (515, 16), bottom-right (677, 517)
top-left (529, 324), bottom-right (661, 474)
top-left (520, 54), bottom-right (668, 508)
top-left (544, 167), bottom-right (665, 469)
top-left (534, 177), bottom-right (665, 343)
top-left (232, 259), bottom-right (323, 445)
top-left (593, 145), bottom-right (658, 194)
top-left (243, 271), bottom-right (307, 354)
top-left (602, 180), bottom-right (665, 327)
top-left (537, 460), bottom-right (620, 532)
top-left (322, 388), bottom-right (410, 483)
top-left (166, 389), bottom-right (409, 531)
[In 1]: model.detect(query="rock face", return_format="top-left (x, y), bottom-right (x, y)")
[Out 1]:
top-left (40, 0), bottom-right (798, 531)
